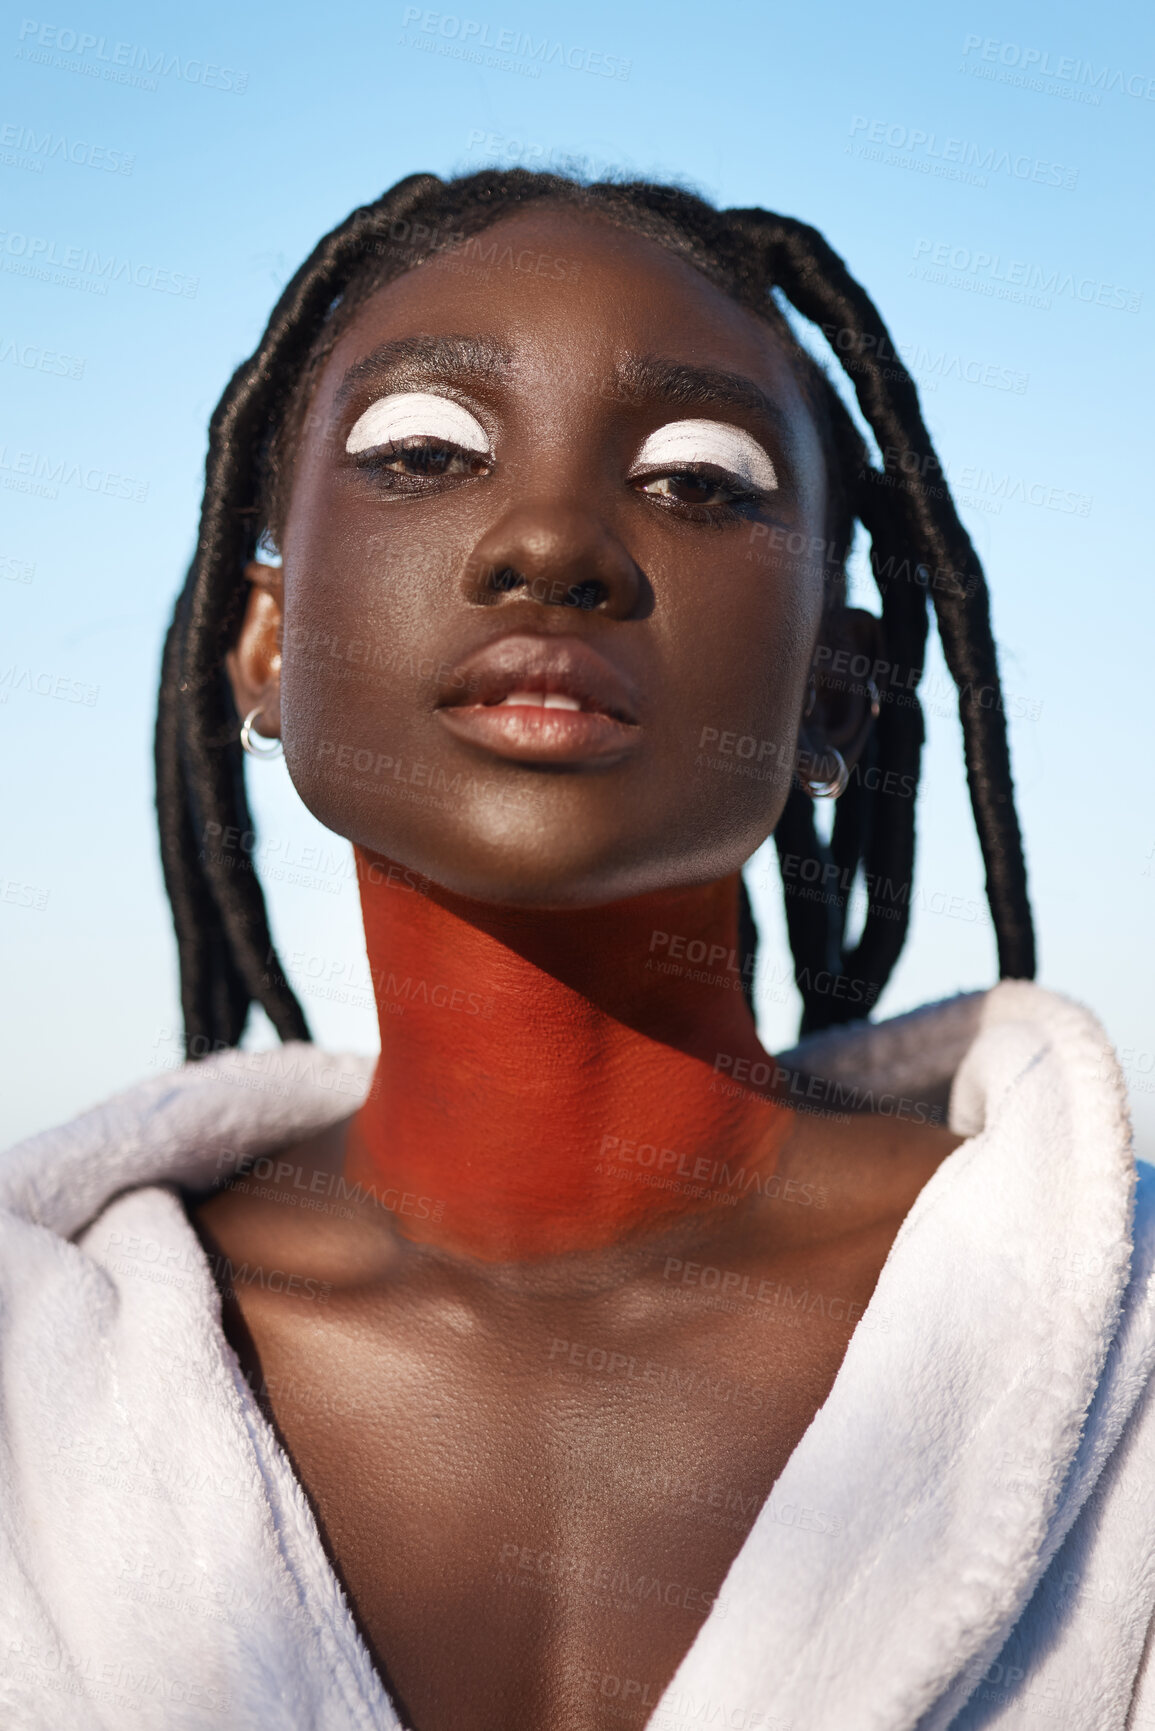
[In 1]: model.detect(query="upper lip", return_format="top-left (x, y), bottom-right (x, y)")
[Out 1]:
top-left (437, 634), bottom-right (641, 725)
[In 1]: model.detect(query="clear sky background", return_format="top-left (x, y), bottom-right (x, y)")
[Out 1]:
top-left (2, 0), bottom-right (1152, 1147)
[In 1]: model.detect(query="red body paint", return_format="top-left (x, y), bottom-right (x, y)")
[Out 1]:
top-left (345, 847), bottom-right (795, 1261)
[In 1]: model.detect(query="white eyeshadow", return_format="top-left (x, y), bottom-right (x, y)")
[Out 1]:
top-left (629, 419), bottom-right (778, 491)
top-left (345, 391), bottom-right (492, 456)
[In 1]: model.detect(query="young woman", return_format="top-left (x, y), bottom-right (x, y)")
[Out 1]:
top-left (2, 171), bottom-right (1152, 1731)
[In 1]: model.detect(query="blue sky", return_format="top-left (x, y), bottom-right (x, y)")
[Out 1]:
top-left (3, 0), bottom-right (1153, 1146)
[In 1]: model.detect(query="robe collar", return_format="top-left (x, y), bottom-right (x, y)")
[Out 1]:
top-left (0, 982), bottom-right (1136, 1730)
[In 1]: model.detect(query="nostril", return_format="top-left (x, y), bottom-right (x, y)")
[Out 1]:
top-left (489, 567), bottom-right (525, 593)
top-left (563, 581), bottom-right (606, 610)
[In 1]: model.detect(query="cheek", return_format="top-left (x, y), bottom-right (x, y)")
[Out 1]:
top-left (284, 484), bottom-right (461, 677)
top-left (659, 550), bottom-right (820, 759)
top-left (633, 559), bottom-right (821, 876)
top-left (276, 533), bottom-right (441, 817)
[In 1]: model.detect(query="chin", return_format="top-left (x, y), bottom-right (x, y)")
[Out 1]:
top-left (374, 826), bottom-right (758, 912)
top-left (291, 758), bottom-right (768, 909)
top-left (370, 836), bottom-right (671, 911)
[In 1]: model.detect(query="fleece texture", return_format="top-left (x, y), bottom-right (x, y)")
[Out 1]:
top-left (1, 982), bottom-right (1153, 1729)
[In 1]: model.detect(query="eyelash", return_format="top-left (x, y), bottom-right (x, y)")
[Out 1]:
top-left (629, 464), bottom-right (770, 520)
top-left (353, 438), bottom-right (771, 519)
top-left (353, 436), bottom-right (492, 489)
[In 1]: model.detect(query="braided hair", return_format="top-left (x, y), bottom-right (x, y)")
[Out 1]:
top-left (155, 168), bottom-right (1034, 1054)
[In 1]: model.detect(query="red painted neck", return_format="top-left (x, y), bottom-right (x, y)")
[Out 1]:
top-left (345, 847), bottom-right (792, 1261)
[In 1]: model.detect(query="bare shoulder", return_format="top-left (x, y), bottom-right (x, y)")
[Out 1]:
top-left (184, 1115), bottom-right (394, 1289)
top-left (766, 1100), bottom-right (965, 1252)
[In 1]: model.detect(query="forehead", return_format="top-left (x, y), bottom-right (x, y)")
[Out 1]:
top-left (315, 204), bottom-right (811, 413)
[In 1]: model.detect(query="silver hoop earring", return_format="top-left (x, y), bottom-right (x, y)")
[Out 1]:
top-left (239, 708), bottom-right (283, 760)
top-left (802, 747), bottom-right (849, 801)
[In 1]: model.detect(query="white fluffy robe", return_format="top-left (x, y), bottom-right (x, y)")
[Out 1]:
top-left (2, 981), bottom-right (1154, 1730)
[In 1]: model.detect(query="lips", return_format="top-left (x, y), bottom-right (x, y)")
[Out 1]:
top-left (435, 633), bottom-right (642, 764)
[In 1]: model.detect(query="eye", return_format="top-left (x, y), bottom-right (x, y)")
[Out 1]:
top-left (627, 419), bottom-right (779, 509)
top-left (345, 391), bottom-right (493, 458)
top-left (365, 438), bottom-right (491, 482)
top-left (635, 471), bottom-right (755, 508)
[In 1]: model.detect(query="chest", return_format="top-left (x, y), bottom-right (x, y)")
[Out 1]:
top-left (216, 1260), bottom-right (870, 1731)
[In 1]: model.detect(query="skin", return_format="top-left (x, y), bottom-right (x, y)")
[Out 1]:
top-left (187, 206), bottom-right (961, 1731)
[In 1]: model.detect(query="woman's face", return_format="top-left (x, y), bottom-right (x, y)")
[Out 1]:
top-left (236, 204), bottom-right (863, 908)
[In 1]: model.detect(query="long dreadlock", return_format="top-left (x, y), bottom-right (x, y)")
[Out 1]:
top-left (155, 168), bottom-right (1034, 1055)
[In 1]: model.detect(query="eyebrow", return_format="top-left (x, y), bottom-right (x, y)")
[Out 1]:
top-left (333, 334), bottom-right (513, 412)
top-left (611, 356), bottom-right (793, 446)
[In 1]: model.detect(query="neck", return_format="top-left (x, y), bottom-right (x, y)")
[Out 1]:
top-left (345, 848), bottom-right (793, 1261)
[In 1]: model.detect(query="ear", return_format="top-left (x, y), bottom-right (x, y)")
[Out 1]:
top-left (226, 562), bottom-right (284, 738)
top-left (797, 607), bottom-right (885, 774)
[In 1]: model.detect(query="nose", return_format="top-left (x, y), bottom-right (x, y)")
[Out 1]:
top-left (461, 502), bottom-right (644, 619)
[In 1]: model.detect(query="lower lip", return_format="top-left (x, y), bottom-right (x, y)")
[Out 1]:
top-left (436, 703), bottom-right (640, 764)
